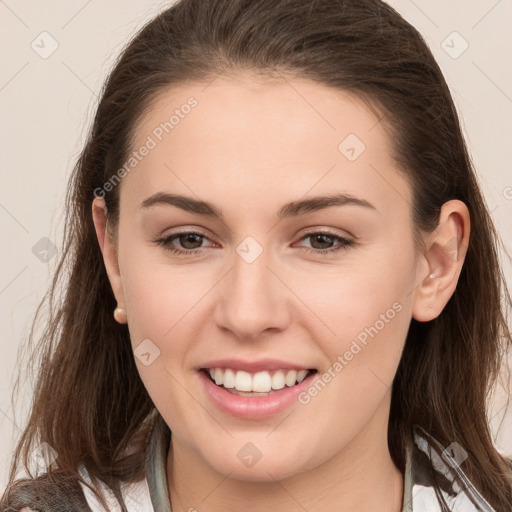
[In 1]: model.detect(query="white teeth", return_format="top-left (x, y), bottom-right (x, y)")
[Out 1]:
top-left (214, 368), bottom-right (223, 386)
top-left (234, 371), bottom-right (252, 391)
top-left (252, 371), bottom-right (272, 392)
top-left (285, 370), bottom-right (298, 387)
top-left (223, 369), bottom-right (235, 389)
top-left (206, 368), bottom-right (311, 392)
top-left (297, 369), bottom-right (308, 383)
top-left (271, 370), bottom-right (286, 390)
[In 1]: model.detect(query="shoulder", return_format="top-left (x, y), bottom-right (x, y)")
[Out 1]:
top-left (1, 467), bottom-right (152, 512)
top-left (78, 465), bottom-right (153, 512)
top-left (406, 425), bottom-right (500, 511)
top-left (0, 471), bottom-right (92, 512)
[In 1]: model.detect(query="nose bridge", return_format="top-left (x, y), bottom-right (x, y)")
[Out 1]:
top-left (215, 236), bottom-right (288, 339)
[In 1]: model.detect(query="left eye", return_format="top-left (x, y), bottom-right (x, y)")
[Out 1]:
top-left (294, 232), bottom-right (353, 255)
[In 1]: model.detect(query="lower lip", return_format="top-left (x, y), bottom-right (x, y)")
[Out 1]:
top-left (199, 370), bottom-right (316, 419)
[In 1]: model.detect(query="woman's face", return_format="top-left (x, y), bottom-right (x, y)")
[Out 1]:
top-left (97, 73), bottom-right (429, 480)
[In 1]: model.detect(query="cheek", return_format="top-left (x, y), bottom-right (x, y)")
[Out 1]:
top-left (119, 238), bottom-right (215, 342)
top-left (289, 245), bottom-right (415, 421)
top-left (118, 248), bottom-right (223, 416)
top-left (290, 268), bottom-right (411, 452)
top-left (118, 257), bottom-right (210, 430)
top-left (290, 245), bottom-right (415, 348)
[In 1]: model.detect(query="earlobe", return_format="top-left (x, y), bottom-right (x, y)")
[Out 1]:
top-left (412, 200), bottom-right (470, 322)
top-left (91, 198), bottom-right (126, 316)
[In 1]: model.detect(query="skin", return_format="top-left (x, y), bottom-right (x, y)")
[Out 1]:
top-left (92, 72), bottom-right (470, 512)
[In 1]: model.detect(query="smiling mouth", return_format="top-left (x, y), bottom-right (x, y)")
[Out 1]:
top-left (201, 367), bottom-right (318, 396)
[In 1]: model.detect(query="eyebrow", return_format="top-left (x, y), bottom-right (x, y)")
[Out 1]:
top-left (140, 192), bottom-right (377, 219)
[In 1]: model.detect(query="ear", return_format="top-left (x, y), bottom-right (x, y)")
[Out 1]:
top-left (92, 197), bottom-right (126, 313)
top-left (412, 199), bottom-right (470, 322)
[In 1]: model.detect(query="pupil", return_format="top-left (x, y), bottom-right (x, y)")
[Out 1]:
top-left (181, 233), bottom-right (202, 249)
top-left (312, 234), bottom-right (332, 249)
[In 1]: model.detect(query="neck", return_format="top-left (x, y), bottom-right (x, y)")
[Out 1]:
top-left (166, 404), bottom-right (403, 512)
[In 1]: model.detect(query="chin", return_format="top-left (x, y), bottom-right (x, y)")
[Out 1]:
top-left (216, 460), bottom-right (301, 483)
top-left (199, 442), bottom-right (314, 483)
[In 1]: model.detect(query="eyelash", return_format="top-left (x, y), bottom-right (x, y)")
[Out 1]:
top-left (154, 230), bottom-right (354, 257)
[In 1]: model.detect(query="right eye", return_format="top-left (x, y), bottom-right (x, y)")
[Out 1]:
top-left (154, 230), bottom-right (216, 256)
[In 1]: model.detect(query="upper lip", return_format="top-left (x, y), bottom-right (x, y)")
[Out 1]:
top-left (199, 358), bottom-right (315, 373)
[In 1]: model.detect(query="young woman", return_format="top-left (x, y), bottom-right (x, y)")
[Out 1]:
top-left (2, 0), bottom-right (511, 510)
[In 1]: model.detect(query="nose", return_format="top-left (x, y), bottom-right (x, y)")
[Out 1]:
top-left (214, 242), bottom-right (291, 342)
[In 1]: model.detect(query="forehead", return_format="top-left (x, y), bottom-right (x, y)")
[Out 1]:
top-left (121, 73), bottom-right (412, 218)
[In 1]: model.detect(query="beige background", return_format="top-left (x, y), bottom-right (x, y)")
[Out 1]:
top-left (1, 0), bottom-right (511, 490)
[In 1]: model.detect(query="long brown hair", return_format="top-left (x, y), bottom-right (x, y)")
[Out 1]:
top-left (2, 0), bottom-right (512, 510)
